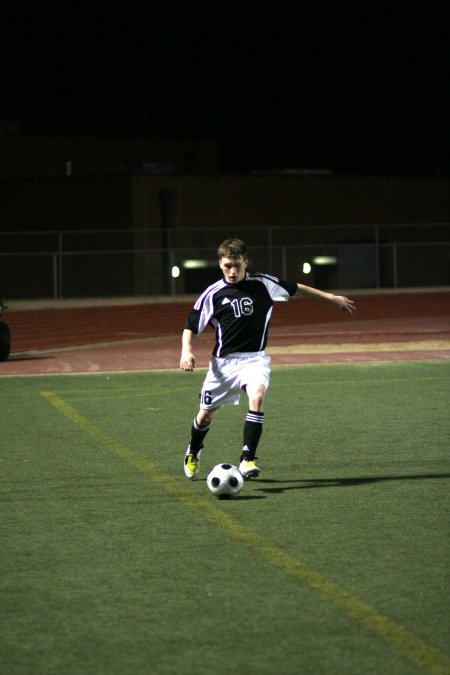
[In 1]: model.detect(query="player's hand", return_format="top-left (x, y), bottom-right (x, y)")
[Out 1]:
top-left (180, 352), bottom-right (196, 371)
top-left (333, 295), bottom-right (356, 314)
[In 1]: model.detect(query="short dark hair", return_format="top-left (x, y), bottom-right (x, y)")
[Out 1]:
top-left (217, 238), bottom-right (247, 260)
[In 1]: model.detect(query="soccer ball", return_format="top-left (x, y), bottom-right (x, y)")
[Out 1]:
top-left (207, 463), bottom-right (244, 499)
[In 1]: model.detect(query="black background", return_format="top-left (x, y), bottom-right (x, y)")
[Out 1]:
top-left (3, 1), bottom-right (450, 174)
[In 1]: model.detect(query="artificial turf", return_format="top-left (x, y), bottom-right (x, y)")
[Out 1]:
top-left (1, 361), bottom-right (449, 674)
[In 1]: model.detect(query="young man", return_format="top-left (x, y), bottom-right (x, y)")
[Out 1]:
top-left (180, 238), bottom-right (355, 480)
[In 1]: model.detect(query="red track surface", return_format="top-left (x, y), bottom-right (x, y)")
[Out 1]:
top-left (1, 290), bottom-right (449, 375)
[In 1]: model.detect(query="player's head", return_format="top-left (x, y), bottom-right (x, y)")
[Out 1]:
top-left (218, 239), bottom-right (248, 284)
top-left (218, 239), bottom-right (248, 261)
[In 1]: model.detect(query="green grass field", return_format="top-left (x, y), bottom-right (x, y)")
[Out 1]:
top-left (1, 361), bottom-right (449, 675)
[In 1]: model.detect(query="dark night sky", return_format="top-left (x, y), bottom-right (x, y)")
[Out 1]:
top-left (4, 1), bottom-right (450, 174)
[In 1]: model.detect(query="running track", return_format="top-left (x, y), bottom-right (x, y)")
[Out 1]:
top-left (1, 290), bottom-right (449, 375)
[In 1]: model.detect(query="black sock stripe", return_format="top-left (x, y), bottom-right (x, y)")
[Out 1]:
top-left (246, 412), bottom-right (264, 424)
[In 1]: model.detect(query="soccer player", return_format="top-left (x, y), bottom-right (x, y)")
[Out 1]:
top-left (180, 238), bottom-right (355, 480)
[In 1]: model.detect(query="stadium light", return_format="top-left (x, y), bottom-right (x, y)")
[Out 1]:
top-left (312, 256), bottom-right (337, 265)
top-left (182, 259), bottom-right (208, 269)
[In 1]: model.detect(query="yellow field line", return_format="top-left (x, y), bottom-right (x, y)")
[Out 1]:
top-left (41, 390), bottom-right (450, 675)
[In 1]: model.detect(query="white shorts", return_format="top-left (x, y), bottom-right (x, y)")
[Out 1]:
top-left (199, 352), bottom-right (271, 409)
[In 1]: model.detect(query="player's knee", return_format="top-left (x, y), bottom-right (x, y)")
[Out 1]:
top-left (248, 387), bottom-right (266, 411)
top-left (197, 408), bottom-right (218, 425)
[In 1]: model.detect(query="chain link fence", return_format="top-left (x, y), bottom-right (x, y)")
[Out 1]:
top-left (1, 225), bottom-right (449, 299)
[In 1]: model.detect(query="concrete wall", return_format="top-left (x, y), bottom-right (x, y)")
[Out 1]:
top-left (131, 174), bottom-right (450, 229)
top-left (1, 164), bottom-right (448, 297)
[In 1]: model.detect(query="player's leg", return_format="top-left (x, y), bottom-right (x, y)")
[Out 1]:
top-left (189, 407), bottom-right (218, 459)
top-left (184, 356), bottom-right (239, 479)
top-left (184, 407), bottom-right (219, 480)
top-left (244, 383), bottom-right (266, 453)
top-left (239, 355), bottom-right (271, 478)
top-left (239, 383), bottom-right (266, 478)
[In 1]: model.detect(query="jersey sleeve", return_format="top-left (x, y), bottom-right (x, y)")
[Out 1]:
top-left (184, 308), bottom-right (201, 334)
top-left (251, 273), bottom-right (297, 301)
top-left (184, 285), bottom-right (217, 334)
top-left (277, 279), bottom-right (298, 298)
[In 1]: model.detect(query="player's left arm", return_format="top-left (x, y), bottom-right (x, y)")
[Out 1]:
top-left (295, 283), bottom-right (356, 314)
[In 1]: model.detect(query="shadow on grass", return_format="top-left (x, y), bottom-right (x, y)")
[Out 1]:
top-left (236, 494), bottom-right (267, 500)
top-left (255, 472), bottom-right (450, 494)
top-left (200, 477), bottom-right (266, 499)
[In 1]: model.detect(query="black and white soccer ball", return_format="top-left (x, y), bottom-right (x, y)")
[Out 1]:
top-left (207, 463), bottom-right (244, 499)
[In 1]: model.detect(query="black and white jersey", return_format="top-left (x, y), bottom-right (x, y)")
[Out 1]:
top-left (184, 273), bottom-right (297, 357)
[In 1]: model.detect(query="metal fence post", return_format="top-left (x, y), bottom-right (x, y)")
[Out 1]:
top-left (374, 225), bottom-right (380, 289)
top-left (52, 253), bottom-right (58, 299)
top-left (58, 231), bottom-right (63, 299)
top-left (393, 243), bottom-right (398, 288)
top-left (281, 245), bottom-right (287, 279)
top-left (268, 227), bottom-right (273, 274)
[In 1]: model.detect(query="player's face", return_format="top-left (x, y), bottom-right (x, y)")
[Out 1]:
top-left (219, 256), bottom-right (248, 284)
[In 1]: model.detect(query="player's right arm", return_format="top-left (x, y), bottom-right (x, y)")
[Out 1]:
top-left (180, 328), bottom-right (196, 371)
top-left (181, 290), bottom-right (216, 370)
